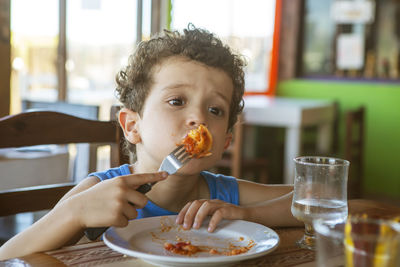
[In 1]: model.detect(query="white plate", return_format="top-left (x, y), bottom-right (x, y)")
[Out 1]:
top-left (103, 215), bottom-right (279, 267)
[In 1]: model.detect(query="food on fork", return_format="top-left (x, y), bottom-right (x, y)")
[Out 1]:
top-left (180, 124), bottom-right (212, 158)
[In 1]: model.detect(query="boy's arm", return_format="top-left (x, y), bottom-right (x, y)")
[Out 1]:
top-left (176, 180), bottom-right (302, 232)
top-left (238, 180), bottom-right (301, 227)
top-left (0, 172), bottom-right (167, 260)
top-left (0, 177), bottom-right (100, 260)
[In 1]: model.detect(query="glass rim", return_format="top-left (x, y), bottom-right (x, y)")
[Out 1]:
top-left (314, 217), bottom-right (400, 241)
top-left (294, 156), bottom-right (350, 167)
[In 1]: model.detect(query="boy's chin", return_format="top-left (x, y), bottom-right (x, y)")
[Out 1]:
top-left (176, 158), bottom-right (214, 175)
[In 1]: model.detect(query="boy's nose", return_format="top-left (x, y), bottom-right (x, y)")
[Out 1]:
top-left (186, 109), bottom-right (207, 127)
top-left (188, 120), bottom-right (206, 127)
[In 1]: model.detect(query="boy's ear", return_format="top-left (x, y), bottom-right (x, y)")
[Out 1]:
top-left (224, 132), bottom-right (233, 150)
top-left (118, 108), bottom-right (142, 144)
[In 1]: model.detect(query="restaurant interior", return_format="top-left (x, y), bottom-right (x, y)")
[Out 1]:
top-left (0, 0), bottom-right (400, 264)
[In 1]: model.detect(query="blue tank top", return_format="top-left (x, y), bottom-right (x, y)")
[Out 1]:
top-left (89, 164), bottom-right (239, 219)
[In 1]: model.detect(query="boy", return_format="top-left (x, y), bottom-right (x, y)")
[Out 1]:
top-left (0, 25), bottom-right (299, 260)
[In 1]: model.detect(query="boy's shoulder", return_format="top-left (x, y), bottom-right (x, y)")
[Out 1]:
top-left (201, 171), bottom-right (238, 189)
top-left (201, 171), bottom-right (239, 204)
top-left (88, 164), bottom-right (131, 181)
top-left (201, 171), bottom-right (236, 181)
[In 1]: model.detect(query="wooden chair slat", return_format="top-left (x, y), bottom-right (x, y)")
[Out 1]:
top-left (345, 106), bottom-right (365, 199)
top-left (214, 115), bottom-right (269, 183)
top-left (0, 184), bottom-right (75, 216)
top-left (0, 108), bottom-right (128, 217)
top-left (0, 111), bottom-right (118, 148)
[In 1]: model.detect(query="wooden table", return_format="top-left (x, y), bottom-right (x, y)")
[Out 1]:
top-left (2, 227), bottom-right (314, 267)
top-left (243, 95), bottom-right (335, 184)
top-left (2, 199), bottom-right (399, 267)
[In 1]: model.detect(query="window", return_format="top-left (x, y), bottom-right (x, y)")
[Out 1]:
top-left (300, 0), bottom-right (400, 81)
top-left (10, 0), bottom-right (145, 115)
top-left (11, 0), bottom-right (59, 105)
top-left (66, 0), bottom-right (138, 105)
top-left (170, 0), bottom-right (280, 95)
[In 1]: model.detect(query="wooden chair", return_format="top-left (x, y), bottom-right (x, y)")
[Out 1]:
top-left (21, 99), bottom-right (99, 120)
top-left (345, 106), bottom-right (365, 199)
top-left (0, 109), bottom-right (128, 217)
top-left (301, 101), bottom-right (340, 156)
top-left (213, 115), bottom-right (269, 183)
top-left (21, 100), bottom-right (101, 179)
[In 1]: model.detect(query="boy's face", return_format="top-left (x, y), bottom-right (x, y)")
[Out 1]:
top-left (128, 56), bottom-right (234, 174)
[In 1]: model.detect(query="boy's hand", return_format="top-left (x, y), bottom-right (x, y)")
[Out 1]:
top-left (175, 199), bottom-right (247, 232)
top-left (68, 172), bottom-right (168, 229)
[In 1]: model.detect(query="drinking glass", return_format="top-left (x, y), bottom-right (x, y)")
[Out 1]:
top-left (291, 156), bottom-right (349, 250)
top-left (314, 217), bottom-right (400, 267)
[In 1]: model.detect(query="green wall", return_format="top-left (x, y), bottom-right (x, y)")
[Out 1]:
top-left (277, 79), bottom-right (400, 198)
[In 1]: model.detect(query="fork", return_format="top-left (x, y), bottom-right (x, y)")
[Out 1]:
top-left (135, 144), bottom-right (191, 193)
top-left (84, 145), bottom-right (190, 240)
top-left (159, 144), bottom-right (191, 174)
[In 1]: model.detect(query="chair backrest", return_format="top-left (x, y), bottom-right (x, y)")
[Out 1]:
top-left (0, 109), bottom-right (128, 216)
top-left (21, 100), bottom-right (101, 179)
top-left (345, 106), bottom-right (365, 199)
top-left (213, 115), bottom-right (269, 183)
top-left (21, 99), bottom-right (99, 120)
top-left (301, 101), bottom-right (340, 156)
top-left (231, 115), bottom-right (244, 178)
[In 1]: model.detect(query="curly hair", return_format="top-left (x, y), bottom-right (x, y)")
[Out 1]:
top-left (115, 24), bottom-right (246, 157)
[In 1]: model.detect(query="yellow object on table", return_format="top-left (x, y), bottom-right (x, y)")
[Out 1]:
top-left (344, 216), bottom-right (400, 267)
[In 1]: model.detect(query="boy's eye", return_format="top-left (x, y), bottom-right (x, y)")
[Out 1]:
top-left (209, 106), bottom-right (224, 116)
top-left (168, 98), bottom-right (185, 106)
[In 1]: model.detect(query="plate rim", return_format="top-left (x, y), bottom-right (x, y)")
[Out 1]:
top-left (103, 215), bottom-right (280, 264)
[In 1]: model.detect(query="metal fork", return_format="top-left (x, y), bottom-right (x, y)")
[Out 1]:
top-left (84, 145), bottom-right (190, 240)
top-left (159, 144), bottom-right (191, 174)
top-left (133, 144), bottom-right (191, 194)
